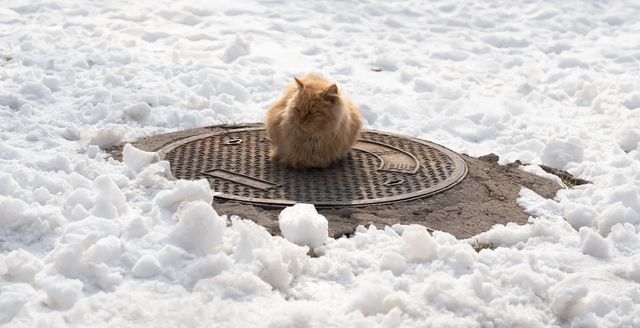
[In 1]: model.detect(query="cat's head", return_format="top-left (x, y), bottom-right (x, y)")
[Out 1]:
top-left (288, 76), bottom-right (341, 130)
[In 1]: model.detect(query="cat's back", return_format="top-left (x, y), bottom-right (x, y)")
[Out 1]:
top-left (268, 84), bottom-right (296, 116)
top-left (266, 83), bottom-right (296, 142)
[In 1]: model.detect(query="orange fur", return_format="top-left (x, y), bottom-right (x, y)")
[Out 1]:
top-left (266, 74), bottom-right (363, 169)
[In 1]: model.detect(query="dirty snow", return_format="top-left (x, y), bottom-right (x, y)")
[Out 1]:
top-left (1, 0), bottom-right (640, 327)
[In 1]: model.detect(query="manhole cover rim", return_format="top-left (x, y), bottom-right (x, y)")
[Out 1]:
top-left (157, 127), bottom-right (468, 207)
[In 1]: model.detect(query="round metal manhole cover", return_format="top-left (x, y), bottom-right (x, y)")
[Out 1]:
top-left (157, 127), bottom-right (467, 207)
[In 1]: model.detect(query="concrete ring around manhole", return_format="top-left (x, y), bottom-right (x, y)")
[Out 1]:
top-left (151, 125), bottom-right (467, 207)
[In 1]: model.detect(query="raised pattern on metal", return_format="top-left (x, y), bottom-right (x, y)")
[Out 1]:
top-left (158, 127), bottom-right (467, 207)
top-left (202, 168), bottom-right (277, 191)
top-left (352, 141), bottom-right (418, 174)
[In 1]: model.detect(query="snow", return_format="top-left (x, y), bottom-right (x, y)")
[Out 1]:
top-left (221, 35), bottom-right (251, 64)
top-left (154, 179), bottom-right (215, 215)
top-left (520, 164), bottom-right (565, 187)
top-left (401, 225), bottom-right (438, 262)
top-left (123, 102), bottom-right (152, 122)
top-left (83, 124), bottom-right (126, 149)
top-left (541, 137), bottom-right (584, 169)
top-left (131, 254), bottom-right (161, 278)
top-left (2, 0), bottom-right (640, 327)
top-left (122, 143), bottom-right (158, 173)
top-left (278, 204), bottom-right (328, 249)
top-left (579, 227), bottom-right (610, 259)
top-left (168, 201), bottom-right (226, 255)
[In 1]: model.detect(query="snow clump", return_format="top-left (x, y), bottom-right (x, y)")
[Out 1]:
top-left (278, 204), bottom-right (328, 249)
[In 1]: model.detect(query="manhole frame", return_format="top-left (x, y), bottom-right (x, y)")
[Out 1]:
top-left (156, 127), bottom-right (468, 208)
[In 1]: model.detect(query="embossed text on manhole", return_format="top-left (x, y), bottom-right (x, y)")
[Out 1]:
top-left (156, 127), bottom-right (467, 207)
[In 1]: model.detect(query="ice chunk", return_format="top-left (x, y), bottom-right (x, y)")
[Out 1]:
top-left (579, 227), bottom-right (609, 258)
top-left (401, 225), bottom-right (437, 262)
top-left (0, 173), bottom-right (20, 196)
top-left (154, 179), bottom-right (214, 215)
top-left (122, 143), bottom-right (158, 173)
top-left (628, 256), bottom-right (640, 282)
top-left (196, 79), bottom-right (217, 98)
top-left (33, 186), bottom-right (51, 203)
top-left (0, 284), bottom-right (33, 325)
top-left (563, 204), bottom-right (596, 229)
top-left (83, 236), bottom-right (122, 264)
top-left (86, 124), bottom-right (126, 149)
top-left (0, 143), bottom-right (21, 160)
top-left (41, 278), bottom-right (83, 310)
top-left (168, 201), bottom-right (226, 255)
top-left (42, 76), bottom-right (62, 92)
top-left (541, 137), bottom-right (584, 169)
top-left (350, 283), bottom-right (393, 316)
top-left (132, 254), bottom-right (162, 278)
top-left (622, 93), bottom-right (640, 110)
top-left (91, 175), bottom-right (128, 218)
top-left (216, 79), bottom-right (250, 102)
top-left (32, 172), bottom-right (65, 194)
top-left (123, 102), bottom-right (151, 121)
top-left (253, 249), bottom-right (292, 291)
top-left (194, 270), bottom-right (271, 301)
top-left (549, 276), bottom-right (588, 318)
top-left (604, 185), bottom-right (640, 214)
top-left (0, 92), bottom-right (25, 112)
top-left (156, 245), bottom-right (187, 266)
top-left (278, 204), bottom-right (328, 249)
top-left (520, 165), bottom-right (564, 187)
top-left (65, 188), bottom-right (94, 210)
top-left (2, 250), bottom-right (43, 283)
top-left (596, 202), bottom-right (640, 236)
top-left (222, 35), bottom-right (250, 63)
top-left (183, 254), bottom-right (231, 288)
top-left (379, 252), bottom-right (407, 275)
top-left (370, 55), bottom-right (398, 71)
top-left (618, 129), bottom-right (639, 152)
top-left (0, 195), bottom-right (28, 229)
top-left (70, 204), bottom-right (91, 221)
top-left (232, 219), bottom-right (271, 262)
top-left (358, 104), bottom-right (378, 124)
top-left (125, 217), bottom-right (150, 238)
top-left (19, 81), bottom-right (51, 99)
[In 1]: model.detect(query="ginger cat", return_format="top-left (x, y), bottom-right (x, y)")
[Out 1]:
top-left (266, 74), bottom-right (363, 169)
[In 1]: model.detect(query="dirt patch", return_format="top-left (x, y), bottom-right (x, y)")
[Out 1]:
top-left (108, 124), bottom-right (568, 239)
top-left (214, 153), bottom-right (562, 239)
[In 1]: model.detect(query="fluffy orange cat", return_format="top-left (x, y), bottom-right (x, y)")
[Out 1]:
top-left (266, 74), bottom-right (363, 169)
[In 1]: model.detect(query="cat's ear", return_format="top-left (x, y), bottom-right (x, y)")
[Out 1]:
top-left (293, 76), bottom-right (304, 90)
top-left (323, 84), bottom-right (339, 103)
top-left (325, 84), bottom-right (338, 96)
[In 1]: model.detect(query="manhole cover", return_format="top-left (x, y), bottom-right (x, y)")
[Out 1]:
top-left (156, 127), bottom-right (467, 207)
